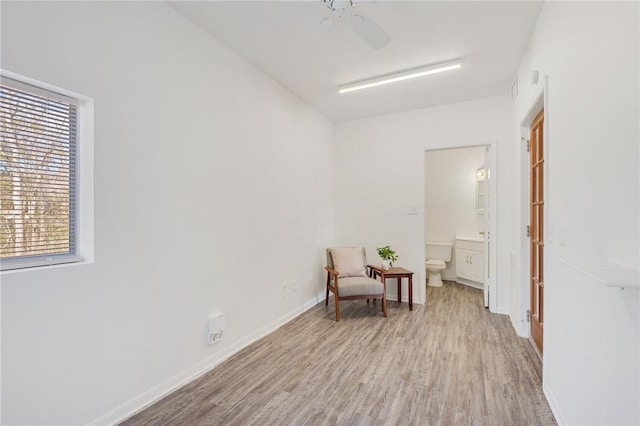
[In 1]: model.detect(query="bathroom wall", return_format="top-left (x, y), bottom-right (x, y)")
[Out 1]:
top-left (424, 147), bottom-right (485, 281)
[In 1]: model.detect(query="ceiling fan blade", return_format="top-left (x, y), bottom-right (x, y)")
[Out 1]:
top-left (351, 14), bottom-right (390, 49)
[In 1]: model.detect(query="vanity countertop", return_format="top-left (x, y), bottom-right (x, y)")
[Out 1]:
top-left (456, 232), bottom-right (484, 243)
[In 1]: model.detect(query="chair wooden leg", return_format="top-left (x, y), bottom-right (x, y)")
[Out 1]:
top-left (334, 295), bottom-right (341, 321)
top-left (382, 294), bottom-right (387, 318)
top-left (325, 273), bottom-right (331, 306)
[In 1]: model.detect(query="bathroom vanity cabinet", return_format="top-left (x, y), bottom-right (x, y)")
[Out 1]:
top-left (456, 239), bottom-right (484, 287)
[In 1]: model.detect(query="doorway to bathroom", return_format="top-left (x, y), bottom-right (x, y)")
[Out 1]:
top-left (424, 144), bottom-right (497, 311)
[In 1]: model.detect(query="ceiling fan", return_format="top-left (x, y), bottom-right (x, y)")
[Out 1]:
top-left (320, 0), bottom-right (390, 50)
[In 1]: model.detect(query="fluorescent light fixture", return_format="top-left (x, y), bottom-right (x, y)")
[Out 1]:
top-left (338, 59), bottom-right (462, 94)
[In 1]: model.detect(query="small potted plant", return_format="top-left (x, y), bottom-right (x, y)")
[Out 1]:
top-left (377, 245), bottom-right (398, 270)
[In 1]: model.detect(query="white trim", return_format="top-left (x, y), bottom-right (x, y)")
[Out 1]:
top-left (508, 313), bottom-right (521, 335)
top-left (0, 69), bottom-right (95, 269)
top-left (543, 382), bottom-right (566, 425)
top-left (495, 306), bottom-right (510, 315)
top-left (89, 296), bottom-right (321, 426)
top-left (0, 255), bottom-right (82, 271)
top-left (384, 289), bottom-right (423, 306)
top-left (455, 277), bottom-right (483, 290)
top-left (0, 69), bottom-right (86, 101)
top-left (0, 75), bottom-right (79, 106)
top-left (76, 96), bottom-right (95, 264)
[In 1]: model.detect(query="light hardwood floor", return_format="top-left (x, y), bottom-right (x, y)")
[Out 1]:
top-left (121, 281), bottom-right (556, 425)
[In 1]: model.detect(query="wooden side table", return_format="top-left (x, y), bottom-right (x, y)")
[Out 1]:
top-left (368, 265), bottom-right (414, 311)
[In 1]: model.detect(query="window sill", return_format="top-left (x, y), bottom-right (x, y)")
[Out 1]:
top-left (1, 255), bottom-right (84, 273)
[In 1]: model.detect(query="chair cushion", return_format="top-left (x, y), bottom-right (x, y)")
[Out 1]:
top-left (335, 277), bottom-right (383, 297)
top-left (330, 247), bottom-right (367, 277)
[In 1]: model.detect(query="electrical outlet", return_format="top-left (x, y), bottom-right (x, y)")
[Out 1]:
top-left (207, 313), bottom-right (225, 345)
top-left (209, 331), bottom-right (224, 344)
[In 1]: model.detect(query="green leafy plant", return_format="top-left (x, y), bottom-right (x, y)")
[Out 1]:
top-left (377, 245), bottom-right (398, 266)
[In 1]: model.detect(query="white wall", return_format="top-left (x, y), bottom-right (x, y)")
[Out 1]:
top-left (0, 2), bottom-right (333, 425)
top-left (333, 96), bottom-right (511, 311)
top-left (425, 147), bottom-right (485, 281)
top-left (4, 2), bottom-right (636, 425)
top-left (511, 2), bottom-right (639, 424)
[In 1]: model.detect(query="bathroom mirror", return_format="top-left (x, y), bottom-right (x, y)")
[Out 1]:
top-left (476, 167), bottom-right (486, 214)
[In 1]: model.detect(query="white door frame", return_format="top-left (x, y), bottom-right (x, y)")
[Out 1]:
top-left (423, 138), bottom-right (498, 312)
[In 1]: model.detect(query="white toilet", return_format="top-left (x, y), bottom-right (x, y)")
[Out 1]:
top-left (425, 242), bottom-right (452, 287)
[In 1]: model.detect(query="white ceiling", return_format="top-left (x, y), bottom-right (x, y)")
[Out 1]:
top-left (169, 1), bottom-right (543, 122)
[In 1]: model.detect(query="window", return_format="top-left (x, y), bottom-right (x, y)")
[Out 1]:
top-left (1, 76), bottom-right (81, 270)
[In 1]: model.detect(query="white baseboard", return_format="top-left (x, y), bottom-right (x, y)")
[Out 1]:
top-left (509, 313), bottom-right (522, 336)
top-left (508, 313), bottom-right (518, 333)
top-left (495, 305), bottom-right (510, 315)
top-left (543, 381), bottom-right (565, 425)
top-left (513, 315), bottom-right (530, 337)
top-left (455, 278), bottom-right (483, 290)
top-left (442, 273), bottom-right (457, 282)
top-left (89, 297), bottom-right (320, 426)
top-left (385, 291), bottom-right (423, 306)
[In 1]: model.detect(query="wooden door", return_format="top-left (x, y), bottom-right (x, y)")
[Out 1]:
top-left (530, 110), bottom-right (544, 354)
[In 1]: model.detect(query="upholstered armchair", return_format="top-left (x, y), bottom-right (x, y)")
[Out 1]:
top-left (325, 247), bottom-right (387, 321)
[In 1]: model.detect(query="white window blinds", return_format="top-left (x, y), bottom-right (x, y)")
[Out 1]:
top-left (0, 76), bottom-right (79, 270)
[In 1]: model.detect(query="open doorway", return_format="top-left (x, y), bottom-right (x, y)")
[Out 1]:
top-left (424, 144), bottom-right (497, 311)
